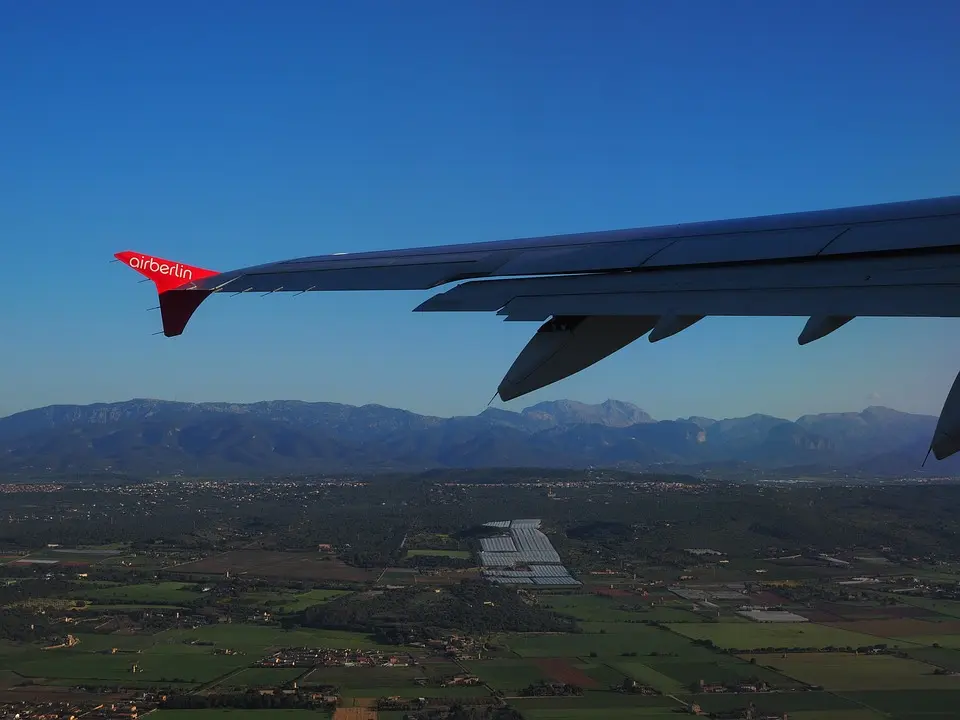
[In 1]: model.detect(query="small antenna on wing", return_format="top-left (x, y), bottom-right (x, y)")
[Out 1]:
top-left (147, 306), bottom-right (159, 311)
top-left (486, 391), bottom-right (498, 408)
top-left (260, 287), bottom-right (283, 297)
top-left (292, 286), bottom-right (317, 297)
top-left (151, 330), bottom-right (165, 336)
top-left (921, 447), bottom-right (932, 468)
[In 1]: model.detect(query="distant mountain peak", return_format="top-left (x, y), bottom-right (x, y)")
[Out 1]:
top-left (0, 397), bottom-right (951, 479)
top-left (520, 399), bottom-right (654, 428)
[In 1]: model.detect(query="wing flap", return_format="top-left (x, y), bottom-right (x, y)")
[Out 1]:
top-left (498, 316), bottom-right (659, 401)
top-left (416, 252), bottom-right (960, 315)
top-left (494, 285), bottom-right (960, 322)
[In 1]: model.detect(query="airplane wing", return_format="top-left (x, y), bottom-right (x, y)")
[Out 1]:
top-left (115, 194), bottom-right (960, 461)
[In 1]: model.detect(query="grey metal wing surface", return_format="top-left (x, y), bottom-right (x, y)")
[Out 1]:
top-left (133, 194), bottom-right (960, 460)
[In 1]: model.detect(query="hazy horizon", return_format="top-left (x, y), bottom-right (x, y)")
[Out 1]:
top-left (0, 393), bottom-right (939, 424)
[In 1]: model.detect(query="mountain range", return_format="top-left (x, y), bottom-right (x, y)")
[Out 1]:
top-left (0, 398), bottom-right (952, 479)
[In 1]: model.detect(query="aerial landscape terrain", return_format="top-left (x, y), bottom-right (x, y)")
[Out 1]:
top-left (4, 2), bottom-right (958, 720)
top-left (2, 407), bottom-right (960, 719)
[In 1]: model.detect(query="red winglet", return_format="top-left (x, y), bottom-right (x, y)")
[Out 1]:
top-left (115, 251), bottom-right (221, 336)
top-left (114, 251), bottom-right (219, 292)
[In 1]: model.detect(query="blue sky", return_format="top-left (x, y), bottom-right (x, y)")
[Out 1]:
top-left (1, 0), bottom-right (958, 421)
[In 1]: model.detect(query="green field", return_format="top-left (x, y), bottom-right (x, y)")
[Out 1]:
top-left (511, 693), bottom-right (677, 711)
top-left (377, 568), bottom-right (419, 584)
top-left (154, 625), bottom-right (389, 652)
top-left (67, 633), bottom-right (158, 651)
top-left (20, 548), bottom-right (123, 564)
top-left (680, 690), bottom-right (862, 713)
top-left (518, 711), bottom-right (682, 720)
top-left (463, 658), bottom-right (551, 691)
top-left (610, 661), bottom-right (685, 693)
top-left (667, 621), bottom-right (904, 651)
top-left (405, 549), bottom-right (471, 559)
top-left (883, 595), bottom-right (960, 619)
top-left (504, 623), bottom-right (716, 659)
top-left (304, 665), bottom-right (421, 688)
top-left (277, 589), bottom-right (352, 612)
top-left (219, 667), bottom-right (304, 688)
top-left (751, 652), bottom-right (960, 691)
top-left (789, 712), bottom-right (886, 720)
top-left (840, 689), bottom-right (960, 718)
top-left (904, 645), bottom-right (960, 670)
top-left (2, 623), bottom-right (395, 690)
top-left (10, 647), bottom-right (248, 684)
top-left (613, 655), bottom-right (801, 693)
top-left (896, 633), bottom-right (960, 648)
top-left (539, 594), bottom-right (705, 624)
top-left (340, 685), bottom-right (488, 699)
top-left (69, 581), bottom-right (204, 605)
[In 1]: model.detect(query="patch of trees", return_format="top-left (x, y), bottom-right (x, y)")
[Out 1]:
top-left (405, 705), bottom-right (524, 720)
top-left (566, 521), bottom-right (634, 542)
top-left (161, 690), bottom-right (332, 710)
top-left (519, 681), bottom-right (583, 697)
top-left (0, 578), bottom-right (79, 605)
top-left (0, 609), bottom-right (51, 641)
top-left (298, 580), bottom-right (577, 636)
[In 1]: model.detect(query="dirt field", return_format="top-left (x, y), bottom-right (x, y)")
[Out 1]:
top-left (813, 602), bottom-right (934, 621)
top-left (593, 587), bottom-right (633, 598)
top-left (749, 591), bottom-right (788, 605)
top-left (333, 708), bottom-right (377, 720)
top-left (172, 550), bottom-right (378, 583)
top-left (535, 658), bottom-right (599, 688)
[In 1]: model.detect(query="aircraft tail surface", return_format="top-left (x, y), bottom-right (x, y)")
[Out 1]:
top-left (114, 251), bottom-right (220, 336)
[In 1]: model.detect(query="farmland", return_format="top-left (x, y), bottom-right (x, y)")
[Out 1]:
top-left (69, 581), bottom-right (205, 605)
top-left (5, 476), bottom-right (960, 718)
top-left (744, 652), bottom-right (960, 691)
top-left (404, 550), bottom-right (472, 560)
top-left (172, 550), bottom-right (378, 583)
top-left (666, 620), bottom-right (905, 651)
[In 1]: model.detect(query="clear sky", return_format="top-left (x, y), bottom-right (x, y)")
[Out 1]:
top-left (1, 0), bottom-right (958, 422)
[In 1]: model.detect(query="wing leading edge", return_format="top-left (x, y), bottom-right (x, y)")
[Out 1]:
top-left (115, 194), bottom-right (960, 462)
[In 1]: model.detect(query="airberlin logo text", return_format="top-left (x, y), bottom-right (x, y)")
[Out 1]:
top-left (127, 255), bottom-right (194, 280)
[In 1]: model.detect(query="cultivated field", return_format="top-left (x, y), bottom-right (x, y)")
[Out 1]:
top-left (504, 623), bottom-right (715, 659)
top-left (69, 581), bottom-right (205, 605)
top-left (825, 618), bottom-right (960, 638)
top-left (666, 621), bottom-right (902, 651)
top-left (404, 549), bottom-right (471, 559)
top-left (173, 550), bottom-right (378, 583)
top-left (747, 652), bottom-right (960, 691)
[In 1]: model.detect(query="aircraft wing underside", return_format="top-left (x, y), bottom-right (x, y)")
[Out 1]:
top-left (116, 194), bottom-right (960, 462)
